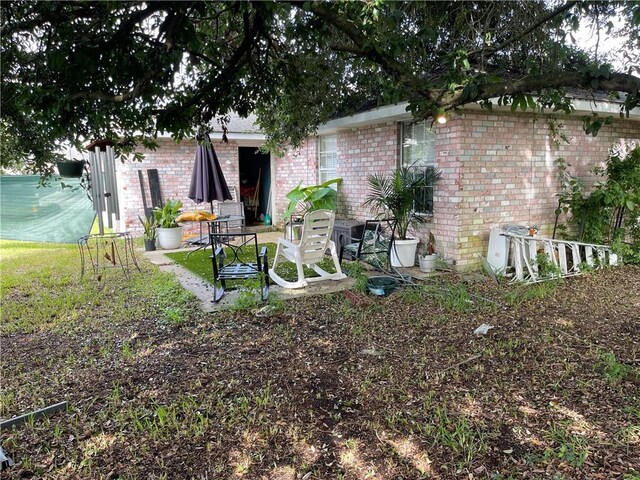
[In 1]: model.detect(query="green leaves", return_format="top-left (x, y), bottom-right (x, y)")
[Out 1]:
top-left (582, 113), bottom-right (613, 137)
top-left (506, 94), bottom-right (537, 113)
top-left (364, 167), bottom-right (441, 240)
top-left (153, 199), bottom-right (183, 228)
top-left (2, 0), bottom-right (639, 177)
top-left (556, 143), bottom-right (640, 262)
top-left (283, 178), bottom-right (342, 219)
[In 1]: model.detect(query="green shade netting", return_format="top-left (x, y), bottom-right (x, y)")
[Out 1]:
top-left (0, 176), bottom-right (96, 244)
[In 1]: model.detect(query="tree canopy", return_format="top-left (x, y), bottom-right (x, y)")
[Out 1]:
top-left (1, 0), bottom-right (639, 174)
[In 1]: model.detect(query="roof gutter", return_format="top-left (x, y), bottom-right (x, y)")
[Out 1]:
top-left (156, 131), bottom-right (266, 145)
top-left (317, 97), bottom-right (639, 134)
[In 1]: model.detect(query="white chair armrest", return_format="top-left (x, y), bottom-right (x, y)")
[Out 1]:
top-left (276, 237), bottom-right (299, 249)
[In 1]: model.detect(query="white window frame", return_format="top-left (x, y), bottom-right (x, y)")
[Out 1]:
top-left (318, 134), bottom-right (338, 187)
top-left (400, 121), bottom-right (437, 215)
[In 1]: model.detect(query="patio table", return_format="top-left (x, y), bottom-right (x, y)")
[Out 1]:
top-left (186, 215), bottom-right (246, 257)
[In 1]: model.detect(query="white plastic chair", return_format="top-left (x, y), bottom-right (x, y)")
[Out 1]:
top-left (270, 209), bottom-right (347, 289)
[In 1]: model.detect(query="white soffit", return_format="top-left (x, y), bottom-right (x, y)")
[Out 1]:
top-left (318, 102), bottom-right (412, 135)
top-left (459, 96), bottom-right (640, 118)
top-left (156, 131), bottom-right (266, 146)
top-left (567, 98), bottom-right (639, 117)
top-left (208, 132), bottom-right (266, 146)
top-left (317, 95), bottom-right (639, 134)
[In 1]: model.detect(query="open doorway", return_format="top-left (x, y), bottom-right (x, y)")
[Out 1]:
top-left (238, 147), bottom-right (271, 225)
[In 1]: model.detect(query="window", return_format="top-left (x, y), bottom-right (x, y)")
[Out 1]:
top-left (318, 135), bottom-right (338, 186)
top-left (401, 121), bottom-right (437, 214)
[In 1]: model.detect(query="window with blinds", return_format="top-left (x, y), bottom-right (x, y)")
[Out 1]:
top-left (318, 135), bottom-right (338, 186)
top-left (401, 121), bottom-right (437, 214)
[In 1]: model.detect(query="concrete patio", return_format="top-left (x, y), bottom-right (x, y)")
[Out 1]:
top-left (144, 230), bottom-right (434, 312)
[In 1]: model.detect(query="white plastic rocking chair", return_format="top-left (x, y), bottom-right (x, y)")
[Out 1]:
top-left (270, 209), bottom-right (347, 289)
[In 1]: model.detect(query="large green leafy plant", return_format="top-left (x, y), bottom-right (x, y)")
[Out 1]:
top-left (283, 178), bottom-right (342, 219)
top-left (556, 144), bottom-right (640, 263)
top-left (364, 167), bottom-right (441, 240)
top-left (153, 199), bottom-right (183, 228)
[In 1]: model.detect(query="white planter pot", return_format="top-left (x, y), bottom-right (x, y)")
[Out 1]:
top-left (157, 226), bottom-right (184, 250)
top-left (419, 254), bottom-right (437, 273)
top-left (390, 238), bottom-right (420, 267)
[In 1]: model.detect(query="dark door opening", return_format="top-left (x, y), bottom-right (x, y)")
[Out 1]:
top-left (238, 147), bottom-right (271, 224)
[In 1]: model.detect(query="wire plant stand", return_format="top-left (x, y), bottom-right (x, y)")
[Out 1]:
top-left (78, 232), bottom-right (141, 279)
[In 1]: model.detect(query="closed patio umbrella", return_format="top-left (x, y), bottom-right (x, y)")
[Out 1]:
top-left (188, 133), bottom-right (233, 246)
top-left (188, 133), bottom-right (232, 206)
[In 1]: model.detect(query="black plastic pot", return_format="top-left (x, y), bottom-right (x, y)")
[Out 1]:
top-left (56, 161), bottom-right (85, 178)
top-left (144, 239), bottom-right (156, 252)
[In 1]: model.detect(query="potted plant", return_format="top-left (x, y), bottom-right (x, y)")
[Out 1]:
top-left (56, 158), bottom-right (86, 178)
top-left (283, 178), bottom-right (342, 239)
top-left (138, 215), bottom-right (157, 251)
top-left (153, 199), bottom-right (184, 249)
top-left (283, 178), bottom-right (342, 218)
top-left (418, 232), bottom-right (437, 273)
top-left (364, 166), bottom-right (441, 267)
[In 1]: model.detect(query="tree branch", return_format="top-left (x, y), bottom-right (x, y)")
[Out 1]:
top-left (468, 1), bottom-right (579, 62)
top-left (435, 71), bottom-right (640, 110)
top-left (107, 3), bottom-right (168, 47)
top-left (329, 43), bottom-right (366, 56)
top-left (163, 5), bottom-right (265, 115)
top-left (303, 2), bottom-right (429, 97)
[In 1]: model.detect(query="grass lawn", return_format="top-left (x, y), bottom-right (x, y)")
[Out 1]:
top-left (165, 242), bottom-right (340, 289)
top-left (1, 239), bottom-right (639, 479)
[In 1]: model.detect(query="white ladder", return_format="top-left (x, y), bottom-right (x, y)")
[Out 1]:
top-left (504, 233), bottom-right (619, 283)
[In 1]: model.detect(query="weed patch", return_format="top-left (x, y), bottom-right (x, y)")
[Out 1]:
top-left (416, 406), bottom-right (487, 468)
top-left (543, 422), bottom-right (590, 467)
top-left (505, 281), bottom-right (559, 305)
top-left (598, 350), bottom-right (632, 383)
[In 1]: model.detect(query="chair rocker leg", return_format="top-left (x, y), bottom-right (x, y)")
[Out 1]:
top-left (213, 279), bottom-right (226, 302)
top-left (329, 244), bottom-right (347, 280)
top-left (269, 268), bottom-right (309, 289)
top-left (308, 247), bottom-right (347, 282)
top-left (309, 264), bottom-right (346, 282)
top-left (269, 246), bottom-right (309, 289)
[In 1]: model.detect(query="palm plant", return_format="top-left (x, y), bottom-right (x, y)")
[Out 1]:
top-left (364, 167), bottom-right (441, 240)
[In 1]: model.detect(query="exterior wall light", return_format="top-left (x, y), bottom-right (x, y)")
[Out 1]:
top-left (436, 108), bottom-right (447, 124)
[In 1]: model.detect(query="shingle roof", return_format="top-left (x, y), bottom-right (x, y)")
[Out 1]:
top-left (208, 113), bottom-right (261, 134)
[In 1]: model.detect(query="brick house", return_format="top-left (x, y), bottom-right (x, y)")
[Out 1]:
top-left (118, 99), bottom-right (640, 270)
top-left (118, 115), bottom-right (270, 238)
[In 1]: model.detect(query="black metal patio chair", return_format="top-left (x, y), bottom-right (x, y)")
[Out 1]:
top-left (338, 218), bottom-right (396, 271)
top-left (209, 232), bottom-right (269, 302)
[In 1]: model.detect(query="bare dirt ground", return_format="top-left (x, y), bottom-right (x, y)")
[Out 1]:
top-left (2, 265), bottom-right (639, 479)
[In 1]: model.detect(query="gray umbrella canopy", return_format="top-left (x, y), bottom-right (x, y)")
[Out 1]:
top-left (188, 133), bottom-right (232, 205)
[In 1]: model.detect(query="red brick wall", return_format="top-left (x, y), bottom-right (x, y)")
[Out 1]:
top-left (335, 123), bottom-right (400, 219)
top-left (117, 138), bottom-right (240, 237)
top-left (119, 113), bottom-right (639, 269)
top-left (452, 110), bottom-right (639, 268)
top-left (431, 117), bottom-right (464, 265)
top-left (279, 112), bottom-right (638, 269)
top-left (273, 138), bottom-right (317, 223)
